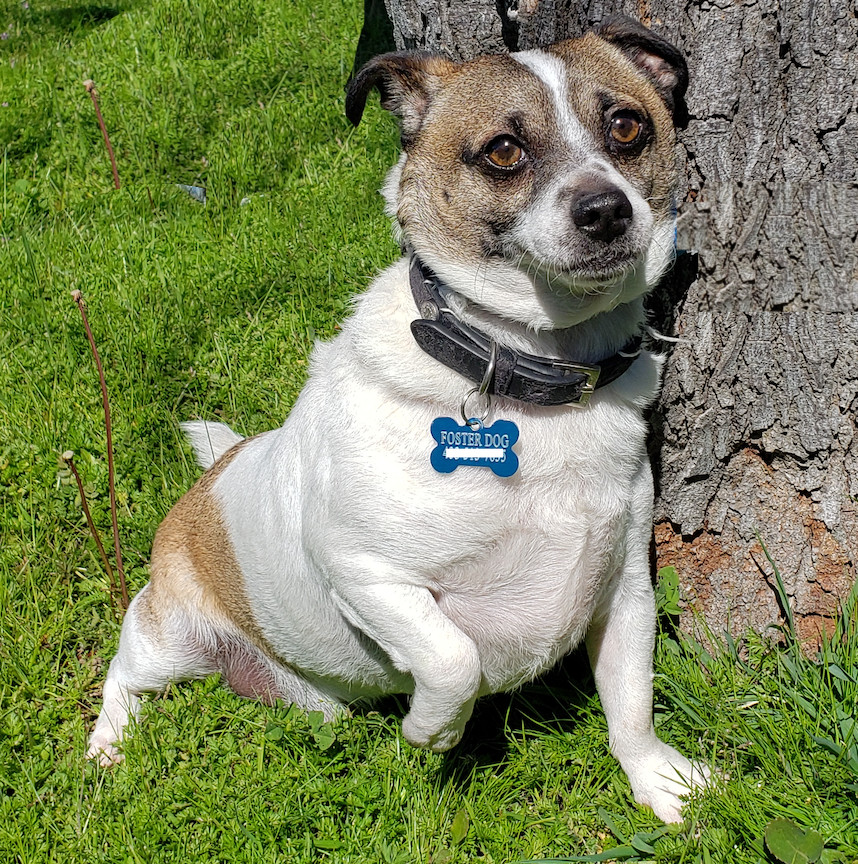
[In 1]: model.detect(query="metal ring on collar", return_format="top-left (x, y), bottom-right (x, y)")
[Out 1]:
top-left (461, 387), bottom-right (491, 427)
top-left (479, 341), bottom-right (498, 396)
top-left (460, 340), bottom-right (497, 427)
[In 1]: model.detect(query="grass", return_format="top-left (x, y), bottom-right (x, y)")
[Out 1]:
top-left (0, 0), bottom-right (856, 861)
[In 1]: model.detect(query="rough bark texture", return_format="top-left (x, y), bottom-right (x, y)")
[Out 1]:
top-left (371, 0), bottom-right (858, 639)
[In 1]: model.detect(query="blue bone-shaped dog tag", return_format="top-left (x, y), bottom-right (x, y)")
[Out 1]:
top-left (430, 417), bottom-right (519, 477)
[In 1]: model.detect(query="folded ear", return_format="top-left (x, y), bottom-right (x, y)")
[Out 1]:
top-left (595, 16), bottom-right (688, 120)
top-left (346, 52), bottom-right (456, 143)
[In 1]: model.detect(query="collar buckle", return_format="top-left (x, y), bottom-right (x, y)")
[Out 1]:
top-left (549, 361), bottom-right (600, 407)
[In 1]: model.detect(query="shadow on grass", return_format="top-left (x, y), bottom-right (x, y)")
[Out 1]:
top-left (361, 646), bottom-right (597, 786)
top-left (0, 2), bottom-right (136, 159)
top-left (29, 4), bottom-right (126, 34)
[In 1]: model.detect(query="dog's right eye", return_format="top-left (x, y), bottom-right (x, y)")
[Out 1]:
top-left (484, 136), bottom-right (525, 169)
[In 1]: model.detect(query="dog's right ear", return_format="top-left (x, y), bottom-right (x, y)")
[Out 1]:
top-left (346, 52), bottom-right (456, 143)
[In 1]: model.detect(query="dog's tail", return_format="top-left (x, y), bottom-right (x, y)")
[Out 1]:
top-left (180, 421), bottom-right (245, 470)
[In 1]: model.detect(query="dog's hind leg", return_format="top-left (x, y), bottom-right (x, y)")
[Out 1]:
top-left (214, 634), bottom-right (347, 722)
top-left (86, 583), bottom-right (217, 767)
top-left (88, 583), bottom-right (347, 766)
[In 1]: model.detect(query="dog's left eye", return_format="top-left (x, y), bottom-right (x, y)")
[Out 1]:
top-left (485, 136), bottom-right (525, 169)
top-left (609, 112), bottom-right (643, 145)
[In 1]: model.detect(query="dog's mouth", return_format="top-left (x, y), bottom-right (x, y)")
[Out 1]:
top-left (512, 251), bottom-right (640, 294)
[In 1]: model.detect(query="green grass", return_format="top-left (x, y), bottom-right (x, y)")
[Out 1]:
top-left (1, 0), bottom-right (857, 861)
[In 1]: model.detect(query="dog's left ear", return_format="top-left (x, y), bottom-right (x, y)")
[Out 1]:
top-left (595, 16), bottom-right (688, 120)
top-left (346, 52), bottom-right (456, 143)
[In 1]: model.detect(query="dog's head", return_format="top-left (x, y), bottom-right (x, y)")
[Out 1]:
top-left (347, 18), bottom-right (687, 330)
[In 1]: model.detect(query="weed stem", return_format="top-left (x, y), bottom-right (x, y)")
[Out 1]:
top-left (83, 79), bottom-right (121, 190)
top-left (72, 290), bottom-right (129, 611)
top-left (62, 451), bottom-right (120, 616)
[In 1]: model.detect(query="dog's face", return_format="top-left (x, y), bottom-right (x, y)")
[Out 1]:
top-left (347, 19), bottom-right (687, 329)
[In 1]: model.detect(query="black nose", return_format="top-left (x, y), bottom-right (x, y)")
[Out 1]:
top-left (570, 188), bottom-right (633, 243)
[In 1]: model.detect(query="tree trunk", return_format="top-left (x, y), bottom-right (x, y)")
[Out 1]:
top-left (364, 0), bottom-right (858, 640)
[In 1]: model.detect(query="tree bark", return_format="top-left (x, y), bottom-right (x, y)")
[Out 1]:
top-left (364, 0), bottom-right (858, 640)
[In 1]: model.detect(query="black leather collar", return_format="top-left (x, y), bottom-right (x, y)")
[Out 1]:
top-left (408, 256), bottom-right (643, 407)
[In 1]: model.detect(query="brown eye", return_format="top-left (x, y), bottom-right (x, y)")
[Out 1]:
top-left (485, 136), bottom-right (524, 169)
top-left (609, 113), bottom-right (642, 145)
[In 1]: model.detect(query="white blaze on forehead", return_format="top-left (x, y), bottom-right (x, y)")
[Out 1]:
top-left (512, 49), bottom-right (594, 153)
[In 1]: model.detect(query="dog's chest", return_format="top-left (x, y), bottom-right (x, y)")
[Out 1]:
top-left (310, 361), bottom-right (649, 606)
top-left (228, 318), bottom-right (653, 695)
top-left (423, 424), bottom-right (637, 686)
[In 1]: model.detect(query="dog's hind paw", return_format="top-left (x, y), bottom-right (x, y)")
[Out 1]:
top-left (627, 741), bottom-right (710, 823)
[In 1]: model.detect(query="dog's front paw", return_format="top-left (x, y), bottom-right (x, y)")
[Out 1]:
top-left (86, 736), bottom-right (124, 768)
top-left (402, 712), bottom-right (466, 752)
top-left (626, 741), bottom-right (710, 823)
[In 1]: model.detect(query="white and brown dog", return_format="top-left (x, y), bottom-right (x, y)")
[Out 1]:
top-left (88, 18), bottom-right (708, 822)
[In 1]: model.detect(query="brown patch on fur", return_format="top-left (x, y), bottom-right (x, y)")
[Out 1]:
top-left (346, 53), bottom-right (458, 141)
top-left (147, 438), bottom-right (275, 655)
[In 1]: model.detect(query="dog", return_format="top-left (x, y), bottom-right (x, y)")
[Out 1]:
top-left (87, 17), bottom-right (708, 822)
